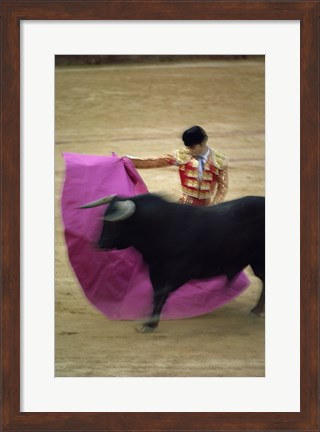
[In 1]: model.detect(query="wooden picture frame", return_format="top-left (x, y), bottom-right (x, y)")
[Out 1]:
top-left (1, 1), bottom-right (318, 431)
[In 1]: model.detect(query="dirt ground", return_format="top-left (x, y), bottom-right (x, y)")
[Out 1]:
top-left (55, 59), bottom-right (265, 377)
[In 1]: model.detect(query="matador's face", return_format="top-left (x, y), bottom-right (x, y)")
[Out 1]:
top-left (188, 143), bottom-right (207, 158)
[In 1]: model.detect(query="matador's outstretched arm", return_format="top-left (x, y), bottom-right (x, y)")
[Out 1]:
top-left (124, 154), bottom-right (176, 168)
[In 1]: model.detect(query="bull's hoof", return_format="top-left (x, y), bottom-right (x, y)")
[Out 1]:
top-left (136, 323), bottom-right (158, 333)
top-left (250, 301), bottom-right (265, 315)
top-left (249, 307), bottom-right (265, 317)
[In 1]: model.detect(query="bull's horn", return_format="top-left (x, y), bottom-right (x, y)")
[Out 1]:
top-left (104, 200), bottom-right (136, 221)
top-left (79, 194), bottom-right (117, 209)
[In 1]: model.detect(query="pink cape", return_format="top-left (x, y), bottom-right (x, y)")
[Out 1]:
top-left (61, 153), bottom-right (250, 320)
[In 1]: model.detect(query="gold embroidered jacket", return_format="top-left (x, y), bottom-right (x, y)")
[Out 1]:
top-left (126, 147), bottom-right (228, 205)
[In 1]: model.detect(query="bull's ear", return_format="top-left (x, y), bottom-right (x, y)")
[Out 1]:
top-left (79, 195), bottom-right (117, 209)
top-left (104, 200), bottom-right (136, 222)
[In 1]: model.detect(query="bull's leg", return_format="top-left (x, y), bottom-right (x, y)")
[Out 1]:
top-left (139, 287), bottom-right (171, 333)
top-left (137, 267), bottom-right (175, 333)
top-left (250, 260), bottom-right (265, 315)
top-left (251, 284), bottom-right (265, 315)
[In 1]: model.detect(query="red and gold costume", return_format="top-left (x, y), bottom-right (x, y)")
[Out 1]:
top-left (127, 147), bottom-right (228, 206)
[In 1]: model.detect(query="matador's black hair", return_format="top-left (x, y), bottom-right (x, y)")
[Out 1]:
top-left (182, 125), bottom-right (208, 147)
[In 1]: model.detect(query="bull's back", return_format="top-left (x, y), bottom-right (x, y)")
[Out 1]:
top-left (214, 196), bottom-right (264, 228)
top-left (213, 195), bottom-right (265, 260)
top-left (217, 196), bottom-right (264, 216)
top-left (133, 194), bottom-right (265, 261)
top-left (195, 196), bottom-right (265, 259)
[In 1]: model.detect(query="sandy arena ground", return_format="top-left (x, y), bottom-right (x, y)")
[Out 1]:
top-left (55, 59), bottom-right (265, 377)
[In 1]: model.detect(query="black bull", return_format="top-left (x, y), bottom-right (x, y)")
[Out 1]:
top-left (81, 194), bottom-right (265, 332)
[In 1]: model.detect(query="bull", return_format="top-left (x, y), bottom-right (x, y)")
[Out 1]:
top-left (81, 194), bottom-right (265, 332)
